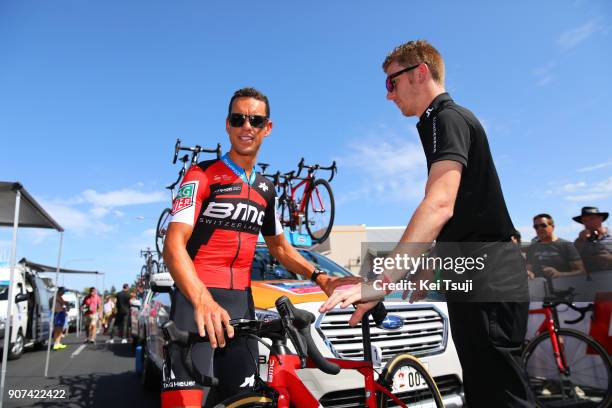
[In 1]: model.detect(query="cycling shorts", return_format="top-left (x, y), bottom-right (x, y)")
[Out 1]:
top-left (161, 288), bottom-right (259, 408)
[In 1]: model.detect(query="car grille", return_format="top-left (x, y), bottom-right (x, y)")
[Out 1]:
top-left (319, 375), bottom-right (462, 408)
top-left (316, 305), bottom-right (447, 362)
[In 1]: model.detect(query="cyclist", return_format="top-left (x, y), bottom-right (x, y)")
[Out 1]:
top-left (321, 40), bottom-right (534, 407)
top-left (161, 87), bottom-right (358, 408)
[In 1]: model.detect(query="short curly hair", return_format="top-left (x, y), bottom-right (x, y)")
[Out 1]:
top-left (227, 87), bottom-right (270, 119)
top-left (382, 40), bottom-right (445, 86)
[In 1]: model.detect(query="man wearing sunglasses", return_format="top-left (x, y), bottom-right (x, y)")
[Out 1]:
top-left (161, 87), bottom-right (357, 408)
top-left (526, 213), bottom-right (585, 280)
top-left (321, 40), bottom-right (533, 406)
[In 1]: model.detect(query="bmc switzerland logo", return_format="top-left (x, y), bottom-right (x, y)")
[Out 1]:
top-left (172, 182), bottom-right (196, 214)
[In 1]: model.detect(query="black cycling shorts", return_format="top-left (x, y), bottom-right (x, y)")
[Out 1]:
top-left (161, 288), bottom-right (259, 408)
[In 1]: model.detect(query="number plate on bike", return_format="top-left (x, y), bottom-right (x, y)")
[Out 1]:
top-left (391, 362), bottom-right (429, 393)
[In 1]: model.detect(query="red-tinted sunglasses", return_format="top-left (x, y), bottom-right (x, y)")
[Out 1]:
top-left (385, 63), bottom-right (420, 92)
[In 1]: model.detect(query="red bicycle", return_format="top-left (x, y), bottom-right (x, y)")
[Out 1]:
top-left (260, 158), bottom-right (336, 244)
top-left (155, 139), bottom-right (222, 257)
top-left (522, 287), bottom-right (612, 407)
top-left (163, 297), bottom-right (443, 407)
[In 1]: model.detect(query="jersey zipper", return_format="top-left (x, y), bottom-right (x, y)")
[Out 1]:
top-left (228, 180), bottom-right (251, 289)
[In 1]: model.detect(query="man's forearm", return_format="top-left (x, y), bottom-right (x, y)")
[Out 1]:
top-left (163, 244), bottom-right (208, 305)
top-left (384, 199), bottom-right (453, 283)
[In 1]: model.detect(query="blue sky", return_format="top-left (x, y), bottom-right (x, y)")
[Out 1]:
top-left (1, 1), bottom-right (611, 290)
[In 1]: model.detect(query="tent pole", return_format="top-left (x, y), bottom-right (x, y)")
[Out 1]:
top-left (0, 190), bottom-right (21, 408)
top-left (44, 232), bottom-right (64, 377)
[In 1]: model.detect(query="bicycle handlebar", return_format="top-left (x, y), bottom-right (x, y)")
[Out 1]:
top-left (545, 287), bottom-right (595, 325)
top-left (161, 297), bottom-right (389, 387)
top-left (296, 158), bottom-right (337, 182)
top-left (172, 139), bottom-right (222, 164)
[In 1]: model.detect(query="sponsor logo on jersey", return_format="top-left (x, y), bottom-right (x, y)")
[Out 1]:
top-left (200, 200), bottom-right (266, 234)
top-left (432, 117), bottom-right (438, 154)
top-left (426, 107), bottom-right (433, 118)
top-left (258, 182), bottom-right (268, 192)
top-left (172, 182), bottom-right (197, 214)
top-left (211, 183), bottom-right (242, 196)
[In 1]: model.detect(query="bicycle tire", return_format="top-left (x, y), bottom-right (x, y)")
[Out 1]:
top-left (213, 391), bottom-right (274, 408)
top-left (377, 353), bottom-right (444, 408)
top-left (304, 179), bottom-right (335, 244)
top-left (150, 260), bottom-right (159, 275)
top-left (522, 328), bottom-right (612, 408)
top-left (156, 208), bottom-right (172, 257)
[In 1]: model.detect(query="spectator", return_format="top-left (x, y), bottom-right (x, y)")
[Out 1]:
top-left (108, 283), bottom-right (130, 344)
top-left (82, 287), bottom-right (102, 344)
top-left (52, 287), bottom-right (67, 350)
top-left (526, 213), bottom-right (585, 280)
top-left (102, 296), bottom-right (115, 334)
top-left (573, 206), bottom-right (612, 273)
top-left (128, 291), bottom-right (141, 339)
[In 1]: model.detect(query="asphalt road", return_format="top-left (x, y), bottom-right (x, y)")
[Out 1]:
top-left (0, 333), bottom-right (159, 408)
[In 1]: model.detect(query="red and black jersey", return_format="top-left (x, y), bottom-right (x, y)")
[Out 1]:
top-left (169, 157), bottom-right (282, 290)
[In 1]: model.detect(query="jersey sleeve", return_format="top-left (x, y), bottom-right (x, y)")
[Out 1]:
top-left (430, 109), bottom-right (471, 167)
top-left (260, 184), bottom-right (283, 237)
top-left (169, 166), bottom-right (209, 226)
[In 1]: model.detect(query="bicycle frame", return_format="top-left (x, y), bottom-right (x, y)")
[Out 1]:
top-left (264, 353), bottom-right (406, 408)
top-left (528, 305), bottom-right (570, 374)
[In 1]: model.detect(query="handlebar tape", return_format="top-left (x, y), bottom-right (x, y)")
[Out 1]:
top-left (275, 296), bottom-right (340, 375)
top-left (371, 302), bottom-right (388, 327)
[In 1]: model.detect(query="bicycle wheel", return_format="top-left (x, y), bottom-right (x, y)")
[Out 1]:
top-left (156, 208), bottom-right (172, 257)
top-left (150, 260), bottom-right (159, 275)
top-left (304, 179), bottom-right (335, 244)
top-left (522, 328), bottom-right (612, 407)
top-left (377, 353), bottom-right (444, 408)
top-left (213, 391), bottom-right (274, 407)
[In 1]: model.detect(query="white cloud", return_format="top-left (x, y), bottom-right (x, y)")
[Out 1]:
top-left (563, 176), bottom-right (612, 202)
top-left (81, 189), bottom-right (166, 208)
top-left (113, 210), bottom-right (125, 218)
top-left (532, 62), bottom-right (556, 87)
top-left (558, 19), bottom-right (608, 51)
top-left (41, 201), bottom-right (114, 235)
top-left (335, 130), bottom-right (426, 204)
top-left (577, 160), bottom-right (612, 173)
top-left (90, 207), bottom-right (110, 218)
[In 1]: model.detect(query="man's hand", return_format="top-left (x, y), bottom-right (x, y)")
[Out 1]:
top-left (317, 275), bottom-right (362, 297)
top-left (193, 290), bottom-right (234, 348)
top-left (318, 282), bottom-right (385, 326)
top-left (527, 269), bottom-right (536, 280)
top-left (542, 266), bottom-right (562, 279)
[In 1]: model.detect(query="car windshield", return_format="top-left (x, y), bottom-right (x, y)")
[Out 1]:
top-left (251, 248), bottom-right (352, 281)
top-left (0, 284), bottom-right (8, 301)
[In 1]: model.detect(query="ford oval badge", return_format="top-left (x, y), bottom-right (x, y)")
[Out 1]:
top-left (381, 315), bottom-right (403, 330)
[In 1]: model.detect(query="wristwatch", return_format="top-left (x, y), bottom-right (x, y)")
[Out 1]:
top-left (310, 267), bottom-right (327, 283)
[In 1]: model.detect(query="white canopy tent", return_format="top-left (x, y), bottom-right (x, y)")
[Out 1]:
top-left (0, 182), bottom-right (64, 408)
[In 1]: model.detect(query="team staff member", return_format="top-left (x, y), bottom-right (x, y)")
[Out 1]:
top-left (320, 40), bottom-right (533, 407)
top-left (162, 87), bottom-right (358, 408)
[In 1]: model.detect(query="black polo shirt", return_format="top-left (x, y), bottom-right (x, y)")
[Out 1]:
top-left (416, 93), bottom-right (515, 242)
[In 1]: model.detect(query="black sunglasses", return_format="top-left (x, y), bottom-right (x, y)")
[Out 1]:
top-left (385, 63), bottom-right (420, 92)
top-left (533, 223), bottom-right (550, 230)
top-left (229, 113), bottom-right (268, 129)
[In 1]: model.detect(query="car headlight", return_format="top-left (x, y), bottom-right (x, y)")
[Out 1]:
top-left (255, 308), bottom-right (279, 323)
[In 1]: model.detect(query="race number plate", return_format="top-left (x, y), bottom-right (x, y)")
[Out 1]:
top-left (391, 362), bottom-right (430, 393)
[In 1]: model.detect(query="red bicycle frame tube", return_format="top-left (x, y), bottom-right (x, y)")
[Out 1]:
top-left (267, 354), bottom-right (407, 408)
top-left (529, 307), bottom-right (569, 373)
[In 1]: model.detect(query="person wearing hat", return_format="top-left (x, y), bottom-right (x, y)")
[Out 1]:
top-left (574, 206), bottom-right (612, 273)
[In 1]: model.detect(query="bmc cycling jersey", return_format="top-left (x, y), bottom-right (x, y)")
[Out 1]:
top-left (169, 154), bottom-right (283, 290)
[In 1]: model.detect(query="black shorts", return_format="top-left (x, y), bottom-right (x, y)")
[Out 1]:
top-left (161, 288), bottom-right (259, 408)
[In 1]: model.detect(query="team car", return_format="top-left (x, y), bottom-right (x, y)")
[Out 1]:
top-left (136, 246), bottom-right (465, 407)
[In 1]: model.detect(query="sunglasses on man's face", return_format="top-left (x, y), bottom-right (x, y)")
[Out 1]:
top-left (385, 63), bottom-right (420, 93)
top-left (229, 113), bottom-right (268, 129)
top-left (533, 223), bottom-right (550, 230)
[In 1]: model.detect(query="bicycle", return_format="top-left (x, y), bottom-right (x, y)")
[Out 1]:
top-left (140, 248), bottom-right (159, 280)
top-left (522, 287), bottom-right (612, 407)
top-left (259, 158), bottom-right (336, 244)
top-left (162, 296), bottom-right (443, 408)
top-left (155, 138), bottom-right (222, 257)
